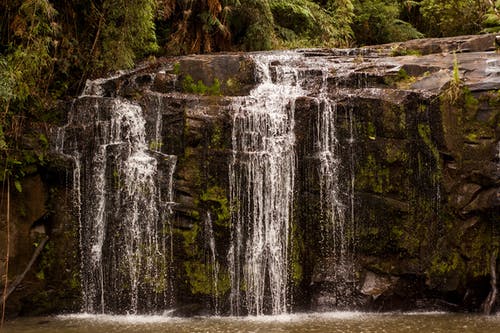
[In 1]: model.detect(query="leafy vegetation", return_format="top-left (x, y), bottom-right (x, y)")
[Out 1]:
top-left (482, 0), bottom-right (500, 33)
top-left (270, 0), bottom-right (353, 48)
top-left (419, 0), bottom-right (490, 37)
top-left (352, 0), bottom-right (423, 45)
top-left (182, 75), bottom-right (222, 95)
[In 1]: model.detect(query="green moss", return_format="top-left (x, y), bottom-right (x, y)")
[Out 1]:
top-left (356, 154), bottom-right (391, 194)
top-left (464, 132), bottom-right (479, 143)
top-left (383, 68), bottom-right (416, 88)
top-left (189, 210), bottom-right (200, 220)
top-left (417, 123), bottom-right (441, 178)
top-left (367, 122), bottom-right (376, 140)
top-left (173, 62), bottom-right (181, 75)
top-left (463, 88), bottom-right (479, 118)
top-left (184, 261), bottom-right (231, 296)
top-left (391, 226), bottom-right (404, 238)
top-left (427, 251), bottom-right (465, 277)
top-left (112, 168), bottom-right (122, 189)
top-left (418, 125), bottom-right (435, 154)
top-left (385, 142), bottom-right (408, 163)
top-left (184, 261), bottom-right (212, 295)
top-left (149, 140), bottom-right (163, 151)
top-left (391, 222), bottom-right (422, 257)
top-left (175, 223), bottom-right (200, 257)
top-left (210, 125), bottom-right (223, 148)
top-left (390, 47), bottom-right (422, 57)
top-left (200, 186), bottom-right (230, 227)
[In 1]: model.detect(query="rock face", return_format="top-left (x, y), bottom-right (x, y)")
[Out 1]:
top-left (2, 34), bottom-right (499, 316)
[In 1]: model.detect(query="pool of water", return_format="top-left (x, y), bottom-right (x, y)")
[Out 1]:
top-left (3, 312), bottom-right (500, 333)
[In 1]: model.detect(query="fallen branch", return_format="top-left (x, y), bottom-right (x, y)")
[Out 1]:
top-left (1, 177), bottom-right (10, 328)
top-left (3, 236), bottom-right (49, 301)
top-left (483, 248), bottom-right (498, 315)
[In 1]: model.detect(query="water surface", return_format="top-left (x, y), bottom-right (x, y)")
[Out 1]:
top-left (3, 312), bottom-right (500, 333)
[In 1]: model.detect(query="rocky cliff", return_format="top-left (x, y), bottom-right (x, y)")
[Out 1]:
top-left (1, 34), bottom-right (498, 316)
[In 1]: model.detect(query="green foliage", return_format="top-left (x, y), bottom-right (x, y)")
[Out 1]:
top-left (482, 0), bottom-right (500, 33)
top-left (442, 54), bottom-right (462, 105)
top-left (200, 186), bottom-right (230, 227)
top-left (159, 0), bottom-right (237, 54)
top-left (352, 0), bottom-right (423, 45)
top-left (356, 154), bottom-right (391, 194)
top-left (390, 46), bottom-right (422, 56)
top-left (0, 0), bottom-right (58, 111)
top-left (229, 0), bottom-right (277, 51)
top-left (97, 0), bottom-right (158, 71)
top-left (14, 180), bottom-right (22, 193)
top-left (419, 0), bottom-right (489, 37)
top-left (173, 62), bottom-right (181, 75)
top-left (182, 75), bottom-right (222, 95)
top-left (270, 0), bottom-right (353, 48)
top-left (0, 0), bottom-right (58, 188)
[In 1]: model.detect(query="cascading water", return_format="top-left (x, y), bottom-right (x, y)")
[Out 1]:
top-left (57, 52), bottom-right (359, 316)
top-left (228, 53), bottom-right (302, 315)
top-left (228, 52), bottom-right (358, 315)
top-left (204, 212), bottom-right (220, 315)
top-left (314, 73), bottom-right (356, 304)
top-left (57, 90), bottom-right (176, 314)
top-left (44, 39), bottom-right (499, 318)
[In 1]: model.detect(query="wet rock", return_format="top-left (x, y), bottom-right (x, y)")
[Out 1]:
top-left (449, 183), bottom-right (482, 210)
top-left (367, 34), bottom-right (497, 55)
top-left (461, 187), bottom-right (499, 214)
top-left (361, 271), bottom-right (399, 298)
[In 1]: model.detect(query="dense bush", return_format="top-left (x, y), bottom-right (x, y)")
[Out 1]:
top-left (418, 0), bottom-right (490, 37)
top-left (482, 0), bottom-right (500, 33)
top-left (352, 0), bottom-right (423, 45)
top-left (270, 0), bottom-right (353, 48)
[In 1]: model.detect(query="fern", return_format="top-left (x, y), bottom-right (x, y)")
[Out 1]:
top-left (482, 0), bottom-right (500, 32)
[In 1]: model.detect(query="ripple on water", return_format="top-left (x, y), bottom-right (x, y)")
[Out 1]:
top-left (3, 312), bottom-right (500, 333)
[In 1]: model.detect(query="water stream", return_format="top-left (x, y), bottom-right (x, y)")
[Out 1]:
top-left (228, 53), bottom-right (302, 315)
top-left (4, 313), bottom-right (500, 333)
top-left (227, 53), bottom-right (358, 315)
top-left (57, 94), bottom-right (176, 314)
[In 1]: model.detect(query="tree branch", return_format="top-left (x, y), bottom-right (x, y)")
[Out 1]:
top-left (2, 236), bottom-right (49, 303)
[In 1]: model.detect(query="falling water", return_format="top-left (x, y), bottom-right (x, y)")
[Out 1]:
top-left (314, 69), bottom-right (356, 306)
top-left (497, 141), bottom-right (500, 173)
top-left (58, 93), bottom-right (176, 314)
top-left (204, 212), bottom-right (220, 315)
top-left (228, 53), bottom-right (302, 315)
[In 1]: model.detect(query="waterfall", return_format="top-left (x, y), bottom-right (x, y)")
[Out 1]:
top-left (204, 212), bottom-right (220, 315)
top-left (56, 52), bottom-right (360, 316)
top-left (227, 52), bottom-right (358, 315)
top-left (314, 69), bottom-right (356, 306)
top-left (58, 92), bottom-right (176, 314)
top-left (228, 53), bottom-right (302, 315)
